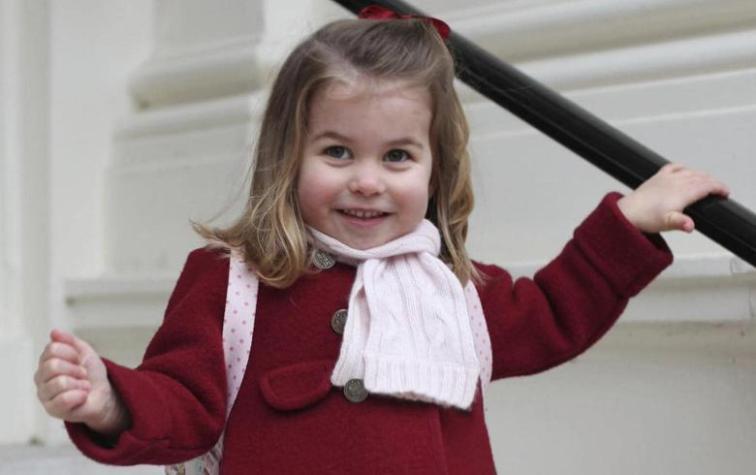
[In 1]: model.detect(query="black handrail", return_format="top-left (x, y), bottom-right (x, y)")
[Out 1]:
top-left (331, 0), bottom-right (756, 269)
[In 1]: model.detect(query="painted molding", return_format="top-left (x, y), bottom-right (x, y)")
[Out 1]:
top-left (448, 0), bottom-right (756, 61)
top-left (514, 254), bottom-right (756, 323)
top-left (463, 65), bottom-right (756, 138)
top-left (453, 26), bottom-right (756, 97)
top-left (514, 28), bottom-right (756, 91)
top-left (65, 275), bottom-right (176, 302)
top-left (63, 254), bottom-right (755, 333)
top-left (65, 274), bottom-right (176, 329)
top-left (114, 92), bottom-right (261, 140)
top-left (128, 0), bottom-right (756, 108)
top-left (507, 254), bottom-right (755, 282)
top-left (128, 37), bottom-right (262, 108)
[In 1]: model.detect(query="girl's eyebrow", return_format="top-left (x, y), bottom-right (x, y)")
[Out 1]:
top-left (311, 130), bottom-right (425, 150)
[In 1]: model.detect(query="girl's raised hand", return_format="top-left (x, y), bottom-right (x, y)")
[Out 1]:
top-left (616, 163), bottom-right (731, 234)
top-left (34, 329), bottom-right (130, 437)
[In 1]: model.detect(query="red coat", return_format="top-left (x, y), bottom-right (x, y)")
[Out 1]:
top-left (66, 192), bottom-right (672, 474)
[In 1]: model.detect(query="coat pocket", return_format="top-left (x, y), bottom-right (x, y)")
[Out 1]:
top-left (259, 359), bottom-right (334, 411)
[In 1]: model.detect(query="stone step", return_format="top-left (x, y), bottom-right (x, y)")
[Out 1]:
top-left (0, 445), bottom-right (159, 475)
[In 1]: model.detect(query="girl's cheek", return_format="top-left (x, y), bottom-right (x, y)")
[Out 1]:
top-left (296, 185), bottom-right (330, 227)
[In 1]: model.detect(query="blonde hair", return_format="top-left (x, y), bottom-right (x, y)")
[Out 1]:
top-left (194, 18), bottom-right (478, 288)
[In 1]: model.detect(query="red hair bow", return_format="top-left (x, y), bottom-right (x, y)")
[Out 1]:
top-left (358, 5), bottom-right (451, 40)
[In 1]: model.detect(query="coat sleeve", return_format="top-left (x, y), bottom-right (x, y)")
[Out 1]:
top-left (476, 192), bottom-right (673, 381)
top-left (65, 247), bottom-right (230, 465)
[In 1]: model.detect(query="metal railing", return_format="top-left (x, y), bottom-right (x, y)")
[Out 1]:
top-left (332, 0), bottom-right (756, 268)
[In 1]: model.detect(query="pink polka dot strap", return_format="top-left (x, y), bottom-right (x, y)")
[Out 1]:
top-left (464, 282), bottom-right (492, 394)
top-left (221, 250), bottom-right (259, 413)
top-left (165, 249), bottom-right (258, 475)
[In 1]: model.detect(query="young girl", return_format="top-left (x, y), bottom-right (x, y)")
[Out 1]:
top-left (34, 11), bottom-right (730, 474)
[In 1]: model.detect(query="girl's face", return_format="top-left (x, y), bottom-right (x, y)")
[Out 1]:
top-left (297, 79), bottom-right (433, 250)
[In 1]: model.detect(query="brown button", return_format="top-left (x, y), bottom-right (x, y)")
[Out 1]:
top-left (343, 378), bottom-right (368, 403)
top-left (313, 250), bottom-right (335, 269)
top-left (331, 309), bottom-right (347, 335)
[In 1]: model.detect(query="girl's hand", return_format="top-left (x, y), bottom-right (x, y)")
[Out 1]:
top-left (34, 329), bottom-right (130, 437)
top-left (616, 163), bottom-right (731, 233)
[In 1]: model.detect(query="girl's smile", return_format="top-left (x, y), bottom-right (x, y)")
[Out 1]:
top-left (297, 79), bottom-right (433, 250)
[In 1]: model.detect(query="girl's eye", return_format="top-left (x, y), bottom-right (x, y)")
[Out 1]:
top-left (324, 146), bottom-right (351, 160)
top-left (385, 149), bottom-right (410, 163)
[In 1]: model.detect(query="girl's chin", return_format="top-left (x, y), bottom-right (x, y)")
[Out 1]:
top-left (341, 236), bottom-right (389, 250)
top-left (312, 216), bottom-right (418, 250)
top-left (335, 230), bottom-right (399, 250)
top-left (330, 215), bottom-right (400, 249)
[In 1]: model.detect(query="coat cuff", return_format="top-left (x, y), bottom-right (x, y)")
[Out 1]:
top-left (65, 358), bottom-right (172, 465)
top-left (573, 192), bottom-right (673, 298)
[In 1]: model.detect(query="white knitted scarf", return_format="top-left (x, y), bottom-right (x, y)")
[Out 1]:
top-left (308, 219), bottom-right (482, 410)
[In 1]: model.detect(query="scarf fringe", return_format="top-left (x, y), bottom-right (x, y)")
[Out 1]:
top-left (363, 353), bottom-right (480, 409)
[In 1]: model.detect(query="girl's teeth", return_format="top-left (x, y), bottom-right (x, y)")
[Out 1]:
top-left (343, 210), bottom-right (383, 218)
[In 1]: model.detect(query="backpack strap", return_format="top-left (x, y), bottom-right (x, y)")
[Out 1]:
top-left (222, 249), bottom-right (259, 413)
top-left (464, 281), bottom-right (492, 395)
top-left (166, 249), bottom-right (259, 475)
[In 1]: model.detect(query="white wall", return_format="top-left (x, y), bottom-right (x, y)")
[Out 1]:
top-left (0, 0), bottom-right (48, 447)
top-left (47, 0), bottom-right (153, 446)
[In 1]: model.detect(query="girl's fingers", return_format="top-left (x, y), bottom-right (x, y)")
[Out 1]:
top-left (664, 163), bottom-right (685, 173)
top-left (39, 341), bottom-right (81, 367)
top-left (38, 374), bottom-right (91, 402)
top-left (50, 329), bottom-right (84, 353)
top-left (43, 389), bottom-right (89, 419)
top-left (50, 328), bottom-right (95, 365)
top-left (666, 165), bottom-right (728, 194)
top-left (37, 358), bottom-right (88, 385)
top-left (688, 181), bottom-right (718, 202)
top-left (674, 175), bottom-right (728, 206)
top-left (710, 180), bottom-right (730, 197)
top-left (50, 328), bottom-right (75, 343)
top-left (665, 211), bottom-right (694, 233)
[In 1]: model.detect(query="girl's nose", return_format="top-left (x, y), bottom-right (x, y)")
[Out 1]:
top-left (348, 164), bottom-right (386, 196)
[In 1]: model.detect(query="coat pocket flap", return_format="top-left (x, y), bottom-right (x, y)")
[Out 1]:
top-left (260, 359), bottom-right (334, 411)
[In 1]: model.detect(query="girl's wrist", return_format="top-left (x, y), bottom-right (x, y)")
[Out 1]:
top-left (86, 386), bottom-right (131, 438)
top-left (616, 195), bottom-right (641, 230)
